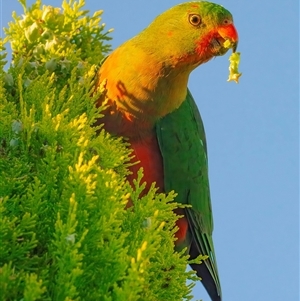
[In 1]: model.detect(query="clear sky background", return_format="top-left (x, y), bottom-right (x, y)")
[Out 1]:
top-left (1, 1), bottom-right (299, 301)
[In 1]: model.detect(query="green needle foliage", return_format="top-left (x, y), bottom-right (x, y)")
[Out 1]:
top-left (0, 1), bottom-right (203, 300)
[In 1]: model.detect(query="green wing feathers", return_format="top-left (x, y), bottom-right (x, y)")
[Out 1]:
top-left (156, 90), bottom-right (221, 300)
top-left (156, 89), bottom-right (213, 232)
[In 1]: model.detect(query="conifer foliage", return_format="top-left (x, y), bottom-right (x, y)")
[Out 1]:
top-left (0, 1), bottom-right (203, 300)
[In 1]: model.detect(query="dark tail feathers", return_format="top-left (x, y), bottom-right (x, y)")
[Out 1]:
top-left (189, 241), bottom-right (221, 301)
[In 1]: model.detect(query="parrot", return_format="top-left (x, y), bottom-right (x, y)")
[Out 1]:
top-left (96, 2), bottom-right (238, 301)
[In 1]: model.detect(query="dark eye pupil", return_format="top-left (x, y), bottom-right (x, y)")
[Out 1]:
top-left (192, 16), bottom-right (199, 23)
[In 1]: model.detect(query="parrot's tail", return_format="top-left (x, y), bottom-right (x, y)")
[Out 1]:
top-left (189, 240), bottom-right (222, 301)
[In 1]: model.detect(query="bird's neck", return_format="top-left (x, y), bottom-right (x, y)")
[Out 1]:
top-left (119, 51), bottom-right (193, 122)
top-left (98, 39), bottom-right (197, 138)
top-left (114, 67), bottom-right (191, 138)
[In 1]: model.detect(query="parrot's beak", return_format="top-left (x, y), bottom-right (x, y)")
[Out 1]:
top-left (218, 23), bottom-right (239, 52)
top-left (232, 42), bottom-right (238, 53)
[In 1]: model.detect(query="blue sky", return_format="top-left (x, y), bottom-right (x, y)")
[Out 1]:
top-left (1, 1), bottom-right (299, 301)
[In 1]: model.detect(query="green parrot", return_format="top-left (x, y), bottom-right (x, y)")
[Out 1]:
top-left (96, 2), bottom-right (238, 300)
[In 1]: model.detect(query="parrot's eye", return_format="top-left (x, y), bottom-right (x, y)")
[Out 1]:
top-left (223, 18), bottom-right (232, 25)
top-left (189, 14), bottom-right (202, 26)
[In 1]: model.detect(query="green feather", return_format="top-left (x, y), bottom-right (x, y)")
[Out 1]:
top-left (156, 89), bottom-right (221, 299)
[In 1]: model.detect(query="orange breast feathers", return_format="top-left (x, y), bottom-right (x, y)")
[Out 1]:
top-left (127, 133), bottom-right (165, 194)
top-left (96, 42), bottom-right (190, 130)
